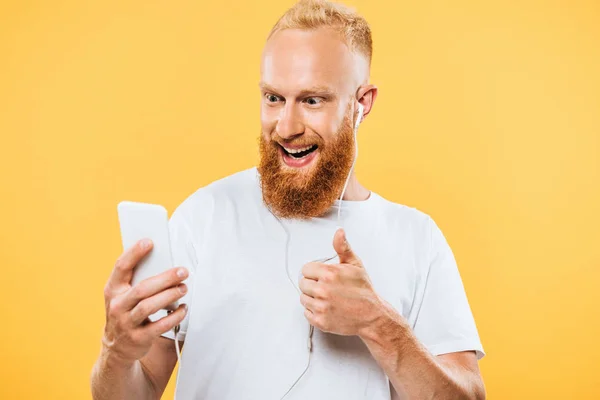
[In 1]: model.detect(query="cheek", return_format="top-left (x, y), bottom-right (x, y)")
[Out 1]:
top-left (306, 114), bottom-right (340, 144)
top-left (260, 106), bottom-right (278, 134)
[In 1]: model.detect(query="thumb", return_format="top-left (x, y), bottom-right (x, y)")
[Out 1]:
top-left (333, 228), bottom-right (361, 266)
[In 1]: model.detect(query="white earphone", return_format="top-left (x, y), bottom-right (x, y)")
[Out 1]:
top-left (355, 102), bottom-right (364, 130)
top-left (335, 101), bottom-right (363, 225)
top-left (277, 100), bottom-right (366, 400)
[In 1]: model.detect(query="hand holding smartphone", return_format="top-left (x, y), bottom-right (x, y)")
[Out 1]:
top-left (98, 201), bottom-right (188, 366)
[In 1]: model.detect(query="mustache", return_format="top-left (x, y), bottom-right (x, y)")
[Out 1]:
top-left (264, 132), bottom-right (325, 148)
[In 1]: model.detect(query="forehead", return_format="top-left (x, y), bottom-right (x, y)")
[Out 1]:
top-left (261, 28), bottom-right (358, 95)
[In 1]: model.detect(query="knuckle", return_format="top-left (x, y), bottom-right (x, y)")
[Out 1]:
top-left (130, 284), bottom-right (145, 301)
top-left (128, 329), bottom-right (142, 344)
top-left (139, 304), bottom-right (153, 321)
top-left (131, 303), bottom-right (149, 323)
top-left (313, 315), bottom-right (324, 328)
top-left (315, 303), bottom-right (327, 314)
top-left (107, 299), bottom-right (121, 319)
top-left (103, 284), bottom-right (113, 300)
top-left (299, 293), bottom-right (307, 306)
top-left (315, 287), bottom-right (328, 299)
top-left (326, 264), bottom-right (339, 275)
top-left (301, 263), bottom-right (312, 275)
top-left (322, 270), bottom-right (336, 283)
top-left (114, 257), bottom-right (128, 272)
top-left (173, 312), bottom-right (186, 326)
top-left (157, 317), bottom-right (171, 332)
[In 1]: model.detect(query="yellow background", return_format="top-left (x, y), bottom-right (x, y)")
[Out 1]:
top-left (1, 0), bottom-right (598, 398)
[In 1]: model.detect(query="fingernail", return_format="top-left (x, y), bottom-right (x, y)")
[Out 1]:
top-left (141, 239), bottom-right (152, 249)
top-left (178, 284), bottom-right (187, 294)
top-left (177, 268), bottom-right (188, 278)
top-left (183, 304), bottom-right (188, 312)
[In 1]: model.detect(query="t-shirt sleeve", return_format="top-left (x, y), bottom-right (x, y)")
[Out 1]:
top-left (411, 217), bottom-right (485, 360)
top-left (147, 205), bottom-right (198, 342)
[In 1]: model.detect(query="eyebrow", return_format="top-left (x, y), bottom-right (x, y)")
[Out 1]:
top-left (259, 82), bottom-right (337, 98)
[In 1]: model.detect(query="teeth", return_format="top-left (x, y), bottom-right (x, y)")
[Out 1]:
top-left (283, 145), bottom-right (315, 154)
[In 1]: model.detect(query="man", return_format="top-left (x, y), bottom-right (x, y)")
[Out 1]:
top-left (91, 0), bottom-right (486, 399)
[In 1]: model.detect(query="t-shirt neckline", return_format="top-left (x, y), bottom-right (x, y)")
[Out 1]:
top-left (252, 166), bottom-right (380, 213)
top-left (332, 190), bottom-right (379, 209)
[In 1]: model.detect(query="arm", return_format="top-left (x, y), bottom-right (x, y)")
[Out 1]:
top-left (91, 336), bottom-right (183, 400)
top-left (91, 350), bottom-right (156, 400)
top-left (299, 228), bottom-right (485, 398)
top-left (358, 298), bottom-right (486, 400)
top-left (90, 238), bottom-right (189, 399)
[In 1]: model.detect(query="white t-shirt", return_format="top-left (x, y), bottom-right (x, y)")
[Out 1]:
top-left (151, 167), bottom-right (484, 400)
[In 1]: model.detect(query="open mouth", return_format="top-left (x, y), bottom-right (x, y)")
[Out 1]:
top-left (278, 143), bottom-right (319, 168)
top-left (280, 144), bottom-right (318, 159)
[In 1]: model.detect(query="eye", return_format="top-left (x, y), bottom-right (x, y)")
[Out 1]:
top-left (265, 93), bottom-right (281, 103)
top-left (304, 97), bottom-right (323, 106)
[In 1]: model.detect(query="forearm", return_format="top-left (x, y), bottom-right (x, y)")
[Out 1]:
top-left (358, 297), bottom-right (481, 400)
top-left (90, 347), bottom-right (157, 400)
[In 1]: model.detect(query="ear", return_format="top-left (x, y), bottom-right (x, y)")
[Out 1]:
top-left (356, 84), bottom-right (378, 121)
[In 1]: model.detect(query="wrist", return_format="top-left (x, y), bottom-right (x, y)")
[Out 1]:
top-left (359, 295), bottom-right (410, 345)
top-left (100, 336), bottom-right (136, 370)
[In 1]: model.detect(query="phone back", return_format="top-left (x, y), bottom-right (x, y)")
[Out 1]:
top-left (117, 201), bottom-right (175, 292)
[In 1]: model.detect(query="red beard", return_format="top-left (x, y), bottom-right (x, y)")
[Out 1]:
top-left (258, 113), bottom-right (355, 219)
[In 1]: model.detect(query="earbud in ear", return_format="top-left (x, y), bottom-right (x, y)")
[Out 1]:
top-left (355, 103), bottom-right (364, 131)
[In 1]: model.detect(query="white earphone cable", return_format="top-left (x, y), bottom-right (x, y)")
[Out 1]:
top-left (169, 316), bottom-right (182, 400)
top-left (276, 102), bottom-right (363, 399)
top-left (171, 102), bottom-right (363, 400)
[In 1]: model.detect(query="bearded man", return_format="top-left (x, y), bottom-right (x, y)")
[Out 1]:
top-left (91, 1), bottom-right (486, 399)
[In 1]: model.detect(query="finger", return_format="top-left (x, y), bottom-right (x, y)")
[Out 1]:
top-left (107, 239), bottom-right (153, 293)
top-left (143, 303), bottom-right (188, 337)
top-left (333, 228), bottom-right (361, 266)
top-left (129, 283), bottom-right (188, 326)
top-left (121, 266), bottom-right (189, 311)
top-left (303, 308), bottom-right (316, 325)
top-left (300, 293), bottom-right (317, 313)
top-left (298, 276), bottom-right (321, 298)
top-left (301, 261), bottom-right (325, 281)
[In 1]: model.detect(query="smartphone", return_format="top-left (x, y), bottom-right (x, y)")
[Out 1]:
top-left (117, 201), bottom-right (178, 311)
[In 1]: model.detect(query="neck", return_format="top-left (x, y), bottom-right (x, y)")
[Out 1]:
top-left (339, 172), bottom-right (371, 201)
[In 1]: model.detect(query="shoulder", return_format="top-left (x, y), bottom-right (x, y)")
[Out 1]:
top-left (174, 167), bottom-right (258, 212)
top-left (372, 192), bottom-right (434, 235)
top-left (167, 167), bottom-right (260, 247)
top-left (369, 192), bottom-right (445, 260)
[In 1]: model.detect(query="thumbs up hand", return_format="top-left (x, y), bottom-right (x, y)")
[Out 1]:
top-left (299, 228), bottom-right (384, 337)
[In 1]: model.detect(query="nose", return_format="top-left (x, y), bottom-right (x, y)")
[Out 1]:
top-left (276, 103), bottom-right (304, 140)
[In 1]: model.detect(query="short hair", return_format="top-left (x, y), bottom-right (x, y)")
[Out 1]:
top-left (268, 0), bottom-right (373, 65)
